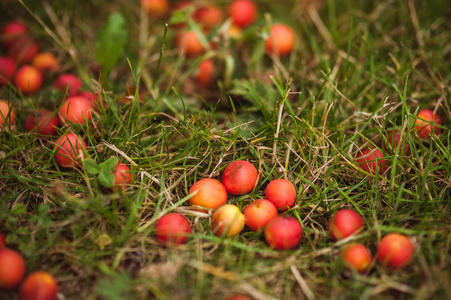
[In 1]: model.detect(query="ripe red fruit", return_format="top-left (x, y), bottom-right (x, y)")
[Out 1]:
top-left (0, 248), bottom-right (26, 289)
top-left (265, 23), bottom-right (296, 57)
top-left (222, 160), bottom-right (258, 195)
top-left (243, 199), bottom-right (278, 232)
top-left (195, 59), bottom-right (215, 87)
top-left (19, 271), bottom-right (58, 300)
top-left (1, 21), bottom-right (28, 47)
top-left (193, 5), bottom-right (223, 30)
top-left (377, 233), bottom-right (414, 269)
top-left (79, 91), bottom-right (104, 111)
top-left (0, 233), bottom-right (5, 248)
top-left (175, 30), bottom-right (206, 58)
top-left (226, 296), bottom-right (251, 300)
top-left (328, 209), bottom-right (364, 242)
top-left (141, 0), bottom-right (169, 17)
top-left (228, 0), bottom-right (257, 28)
top-left (211, 204), bottom-right (245, 237)
top-left (383, 130), bottom-right (411, 155)
top-left (0, 100), bottom-right (16, 128)
top-left (264, 216), bottom-right (302, 250)
top-left (112, 163), bottom-right (132, 192)
top-left (32, 52), bottom-right (60, 74)
top-left (355, 148), bottom-right (387, 175)
top-left (25, 109), bottom-right (60, 136)
top-left (59, 96), bottom-right (93, 125)
top-left (265, 179), bottom-right (296, 211)
top-left (415, 109), bottom-right (442, 140)
top-left (52, 74), bottom-right (83, 96)
top-left (14, 65), bottom-right (43, 94)
top-left (8, 37), bottom-right (39, 63)
top-left (53, 133), bottom-right (87, 169)
top-left (189, 178), bottom-right (228, 210)
top-left (155, 213), bottom-right (191, 246)
top-left (0, 56), bottom-right (15, 85)
top-left (341, 243), bottom-right (372, 273)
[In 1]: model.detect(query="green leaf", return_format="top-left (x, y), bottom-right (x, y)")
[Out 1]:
top-left (168, 4), bottom-right (194, 25)
top-left (98, 172), bottom-right (115, 188)
top-left (100, 156), bottom-right (118, 173)
top-left (83, 158), bottom-right (101, 175)
top-left (96, 13), bottom-right (128, 76)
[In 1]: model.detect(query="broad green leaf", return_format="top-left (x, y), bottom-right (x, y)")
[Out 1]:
top-left (83, 158), bottom-right (101, 175)
top-left (96, 13), bottom-right (128, 76)
top-left (100, 156), bottom-right (118, 173)
top-left (98, 172), bottom-right (115, 188)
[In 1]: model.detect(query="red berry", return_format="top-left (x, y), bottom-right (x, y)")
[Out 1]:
top-left (264, 216), bottom-right (302, 250)
top-left (265, 23), bottom-right (296, 57)
top-left (341, 243), bottom-right (372, 273)
top-left (228, 0), bottom-right (257, 28)
top-left (20, 271), bottom-right (58, 300)
top-left (25, 109), bottom-right (60, 136)
top-left (14, 65), bottom-right (43, 94)
top-left (328, 209), bottom-right (364, 241)
top-left (355, 148), bottom-right (387, 175)
top-left (59, 96), bottom-right (93, 125)
top-left (155, 213), bottom-right (191, 246)
top-left (222, 160), bottom-right (258, 195)
top-left (1, 21), bottom-right (28, 47)
top-left (112, 163), bottom-right (132, 192)
top-left (0, 56), bottom-right (15, 85)
top-left (377, 233), bottom-right (414, 269)
top-left (52, 74), bottom-right (83, 96)
top-left (265, 179), bottom-right (296, 211)
top-left (53, 133), bottom-right (87, 169)
top-left (415, 109), bottom-right (442, 140)
top-left (0, 248), bottom-right (26, 289)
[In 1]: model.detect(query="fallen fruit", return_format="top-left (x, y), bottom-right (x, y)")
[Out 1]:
top-left (25, 109), bottom-right (60, 136)
top-left (355, 148), bottom-right (387, 175)
top-left (0, 56), bottom-right (15, 85)
top-left (1, 21), bottom-right (28, 47)
top-left (195, 59), bottom-right (215, 87)
top-left (79, 91), bottom-right (104, 111)
top-left (415, 109), bottom-right (442, 140)
top-left (111, 163), bottom-right (132, 192)
top-left (193, 5), bottom-right (223, 30)
top-left (243, 199), bottom-right (278, 232)
top-left (175, 30), bottom-right (206, 58)
top-left (383, 130), bottom-right (411, 155)
top-left (0, 100), bottom-right (16, 128)
top-left (228, 0), bottom-right (257, 28)
top-left (19, 271), bottom-right (58, 300)
top-left (0, 248), bottom-right (26, 289)
top-left (59, 96), bottom-right (93, 125)
top-left (155, 213), bottom-right (191, 246)
top-left (377, 233), bottom-right (414, 269)
top-left (8, 37), bottom-right (39, 63)
top-left (341, 243), bottom-right (372, 273)
top-left (53, 133), bottom-right (87, 169)
top-left (141, 0), bottom-right (169, 17)
top-left (32, 52), bottom-right (60, 74)
top-left (265, 179), bottom-right (296, 211)
top-left (14, 65), bottom-right (43, 94)
top-left (328, 209), bottom-right (364, 241)
top-left (264, 216), bottom-right (302, 250)
top-left (222, 160), bottom-right (258, 195)
top-left (265, 23), bottom-right (296, 57)
top-left (188, 178), bottom-right (228, 210)
top-left (211, 204), bottom-right (245, 237)
top-left (52, 74), bottom-right (83, 96)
